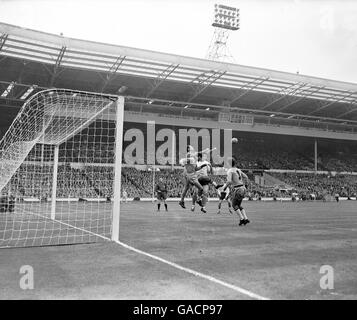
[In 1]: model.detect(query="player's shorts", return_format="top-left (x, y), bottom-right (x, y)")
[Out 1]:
top-left (157, 192), bottom-right (167, 201)
top-left (230, 185), bottom-right (246, 209)
top-left (198, 176), bottom-right (211, 186)
top-left (219, 192), bottom-right (227, 201)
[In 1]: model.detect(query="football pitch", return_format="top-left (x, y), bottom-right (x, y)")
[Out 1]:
top-left (1, 200), bottom-right (356, 300)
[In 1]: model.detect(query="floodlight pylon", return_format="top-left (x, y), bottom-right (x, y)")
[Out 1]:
top-left (206, 4), bottom-right (240, 63)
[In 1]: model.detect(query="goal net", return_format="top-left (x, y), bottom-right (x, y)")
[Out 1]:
top-left (0, 89), bottom-right (123, 248)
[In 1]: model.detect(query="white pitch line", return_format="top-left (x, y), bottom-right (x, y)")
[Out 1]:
top-left (116, 240), bottom-right (270, 300)
top-left (24, 210), bottom-right (270, 300)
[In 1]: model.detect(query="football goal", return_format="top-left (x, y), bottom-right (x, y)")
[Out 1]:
top-left (0, 89), bottom-right (124, 248)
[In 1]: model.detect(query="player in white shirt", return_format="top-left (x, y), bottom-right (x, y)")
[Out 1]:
top-left (178, 146), bottom-right (205, 209)
top-left (222, 157), bottom-right (250, 226)
top-left (179, 145), bottom-right (215, 210)
top-left (216, 185), bottom-right (233, 215)
top-left (193, 152), bottom-right (214, 213)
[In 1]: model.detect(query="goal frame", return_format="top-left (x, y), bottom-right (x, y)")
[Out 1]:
top-left (0, 89), bottom-right (125, 247)
top-left (48, 93), bottom-right (125, 242)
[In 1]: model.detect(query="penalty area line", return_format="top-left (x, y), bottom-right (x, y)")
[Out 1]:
top-left (115, 240), bottom-right (270, 300)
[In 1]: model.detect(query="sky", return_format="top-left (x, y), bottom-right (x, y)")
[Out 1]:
top-left (0, 0), bottom-right (356, 83)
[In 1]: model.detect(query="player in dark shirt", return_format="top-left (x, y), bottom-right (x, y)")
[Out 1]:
top-left (155, 178), bottom-right (168, 211)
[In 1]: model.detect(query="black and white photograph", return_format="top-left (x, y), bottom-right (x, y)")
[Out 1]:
top-left (0, 0), bottom-right (356, 306)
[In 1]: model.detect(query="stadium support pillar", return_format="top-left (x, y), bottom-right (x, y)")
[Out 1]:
top-left (152, 165), bottom-right (156, 201)
top-left (314, 139), bottom-right (318, 174)
top-left (112, 96), bottom-right (125, 242)
top-left (171, 130), bottom-right (175, 170)
top-left (50, 145), bottom-right (59, 220)
top-left (40, 143), bottom-right (45, 166)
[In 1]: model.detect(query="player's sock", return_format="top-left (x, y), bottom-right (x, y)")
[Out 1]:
top-left (157, 203), bottom-right (161, 211)
top-left (196, 197), bottom-right (203, 207)
top-left (196, 189), bottom-right (204, 207)
top-left (236, 210), bottom-right (245, 226)
top-left (236, 209), bottom-right (244, 220)
top-left (241, 208), bottom-right (248, 220)
top-left (202, 194), bottom-right (208, 207)
top-left (239, 209), bottom-right (250, 225)
top-left (201, 207), bottom-right (207, 213)
top-left (180, 183), bottom-right (190, 203)
top-left (228, 202), bottom-right (233, 214)
top-left (191, 196), bottom-right (197, 210)
top-left (164, 203), bottom-right (168, 211)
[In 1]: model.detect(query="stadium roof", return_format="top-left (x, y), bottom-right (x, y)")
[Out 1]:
top-left (1, 22), bottom-right (357, 131)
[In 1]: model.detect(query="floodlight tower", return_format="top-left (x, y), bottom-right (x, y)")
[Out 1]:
top-left (206, 4), bottom-right (240, 63)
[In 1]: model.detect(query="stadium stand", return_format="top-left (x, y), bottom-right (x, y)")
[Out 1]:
top-left (269, 172), bottom-right (357, 200)
top-left (5, 163), bottom-right (357, 201)
top-left (3, 130), bottom-right (357, 201)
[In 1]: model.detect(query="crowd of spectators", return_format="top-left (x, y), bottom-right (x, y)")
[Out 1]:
top-left (120, 169), bottom-right (274, 198)
top-left (23, 133), bottom-right (357, 173)
top-left (318, 152), bottom-right (357, 173)
top-left (4, 131), bottom-right (357, 201)
top-left (233, 143), bottom-right (313, 170)
top-left (3, 164), bottom-right (357, 201)
top-left (270, 172), bottom-right (357, 200)
top-left (232, 136), bottom-right (357, 172)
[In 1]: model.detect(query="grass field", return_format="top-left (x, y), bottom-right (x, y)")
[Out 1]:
top-left (1, 200), bottom-right (356, 300)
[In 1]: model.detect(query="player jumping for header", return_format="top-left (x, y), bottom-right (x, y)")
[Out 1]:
top-left (192, 152), bottom-right (217, 213)
top-left (178, 145), bottom-right (215, 209)
top-left (222, 157), bottom-right (250, 226)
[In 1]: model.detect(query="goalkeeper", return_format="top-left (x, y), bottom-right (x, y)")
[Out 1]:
top-left (155, 177), bottom-right (168, 212)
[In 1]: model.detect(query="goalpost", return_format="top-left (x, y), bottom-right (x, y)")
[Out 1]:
top-left (0, 89), bottom-right (124, 248)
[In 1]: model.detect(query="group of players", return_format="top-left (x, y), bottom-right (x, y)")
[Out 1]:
top-left (155, 144), bottom-right (250, 226)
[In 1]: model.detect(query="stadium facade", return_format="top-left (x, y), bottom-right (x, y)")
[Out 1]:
top-left (1, 22), bottom-right (357, 171)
